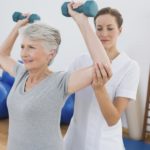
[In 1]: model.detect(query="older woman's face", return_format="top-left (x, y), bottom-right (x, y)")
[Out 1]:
top-left (95, 14), bottom-right (121, 51)
top-left (20, 37), bottom-right (50, 70)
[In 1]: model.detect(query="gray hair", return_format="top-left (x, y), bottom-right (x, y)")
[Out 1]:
top-left (20, 22), bottom-right (61, 65)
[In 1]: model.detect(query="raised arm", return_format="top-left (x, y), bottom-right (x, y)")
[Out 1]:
top-left (66, 2), bottom-right (111, 93)
top-left (0, 17), bottom-right (28, 77)
top-left (67, 2), bottom-right (111, 67)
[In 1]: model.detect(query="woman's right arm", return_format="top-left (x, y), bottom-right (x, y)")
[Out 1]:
top-left (67, 2), bottom-right (112, 93)
top-left (67, 2), bottom-right (111, 67)
top-left (0, 18), bottom-right (28, 77)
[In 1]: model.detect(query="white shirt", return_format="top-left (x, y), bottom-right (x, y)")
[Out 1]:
top-left (64, 52), bottom-right (140, 150)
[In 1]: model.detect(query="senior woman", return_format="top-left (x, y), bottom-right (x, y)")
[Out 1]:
top-left (0, 3), bottom-right (111, 150)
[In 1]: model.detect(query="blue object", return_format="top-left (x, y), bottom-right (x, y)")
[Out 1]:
top-left (12, 11), bottom-right (40, 23)
top-left (61, 93), bottom-right (75, 124)
top-left (2, 71), bottom-right (14, 87)
top-left (61, 0), bottom-right (98, 17)
top-left (123, 137), bottom-right (150, 150)
top-left (0, 81), bottom-right (11, 118)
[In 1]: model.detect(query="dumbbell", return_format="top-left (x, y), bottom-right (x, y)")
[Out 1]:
top-left (61, 0), bottom-right (98, 17)
top-left (12, 11), bottom-right (40, 23)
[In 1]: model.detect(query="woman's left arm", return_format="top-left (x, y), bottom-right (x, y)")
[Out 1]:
top-left (94, 87), bottom-right (129, 126)
top-left (92, 63), bottom-right (129, 126)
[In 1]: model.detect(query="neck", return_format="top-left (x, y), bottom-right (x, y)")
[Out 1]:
top-left (27, 67), bottom-right (52, 83)
top-left (106, 47), bottom-right (120, 61)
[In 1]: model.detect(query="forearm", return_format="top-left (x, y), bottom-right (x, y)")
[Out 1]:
top-left (77, 19), bottom-right (111, 67)
top-left (94, 86), bottom-right (120, 126)
top-left (68, 66), bottom-right (93, 93)
top-left (67, 3), bottom-right (110, 67)
top-left (0, 25), bottom-right (19, 56)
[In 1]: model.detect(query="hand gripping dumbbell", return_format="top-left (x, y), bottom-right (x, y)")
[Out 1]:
top-left (61, 0), bottom-right (98, 17)
top-left (12, 11), bottom-right (40, 23)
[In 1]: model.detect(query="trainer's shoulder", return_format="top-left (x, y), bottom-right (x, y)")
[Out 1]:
top-left (123, 53), bottom-right (140, 73)
top-left (75, 52), bottom-right (92, 66)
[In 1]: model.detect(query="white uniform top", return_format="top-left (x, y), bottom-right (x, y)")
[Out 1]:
top-left (64, 52), bottom-right (140, 150)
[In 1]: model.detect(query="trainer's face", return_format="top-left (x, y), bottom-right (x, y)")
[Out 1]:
top-left (95, 14), bottom-right (121, 51)
top-left (20, 37), bottom-right (50, 71)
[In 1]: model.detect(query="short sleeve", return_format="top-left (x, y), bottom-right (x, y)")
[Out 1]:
top-left (67, 56), bottom-right (81, 72)
top-left (13, 63), bottom-right (26, 77)
top-left (57, 71), bottom-right (71, 100)
top-left (115, 61), bottom-right (140, 100)
top-left (67, 53), bottom-right (92, 72)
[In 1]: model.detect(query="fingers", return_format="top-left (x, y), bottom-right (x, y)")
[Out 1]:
top-left (22, 13), bottom-right (30, 18)
top-left (92, 64), bottom-right (99, 89)
top-left (17, 18), bottom-right (29, 27)
top-left (67, 2), bottom-right (75, 16)
top-left (95, 63), bottom-right (102, 81)
top-left (15, 13), bottom-right (30, 28)
top-left (71, 1), bottom-right (83, 9)
top-left (92, 62), bottom-right (112, 87)
top-left (67, 1), bottom-right (83, 17)
top-left (93, 64), bottom-right (98, 83)
top-left (103, 64), bottom-right (112, 79)
top-left (97, 63), bottom-right (108, 82)
top-left (97, 63), bottom-right (112, 80)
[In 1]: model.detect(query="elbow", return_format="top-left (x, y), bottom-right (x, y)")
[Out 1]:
top-left (107, 120), bottom-right (119, 127)
top-left (105, 115), bottom-right (120, 127)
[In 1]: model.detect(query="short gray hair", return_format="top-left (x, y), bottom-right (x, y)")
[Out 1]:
top-left (20, 22), bottom-right (61, 54)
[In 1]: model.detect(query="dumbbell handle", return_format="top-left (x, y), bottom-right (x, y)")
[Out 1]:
top-left (61, 0), bottom-right (98, 17)
top-left (17, 15), bottom-right (26, 20)
top-left (12, 12), bottom-right (40, 23)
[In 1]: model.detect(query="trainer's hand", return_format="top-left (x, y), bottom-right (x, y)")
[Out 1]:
top-left (92, 63), bottom-right (112, 90)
